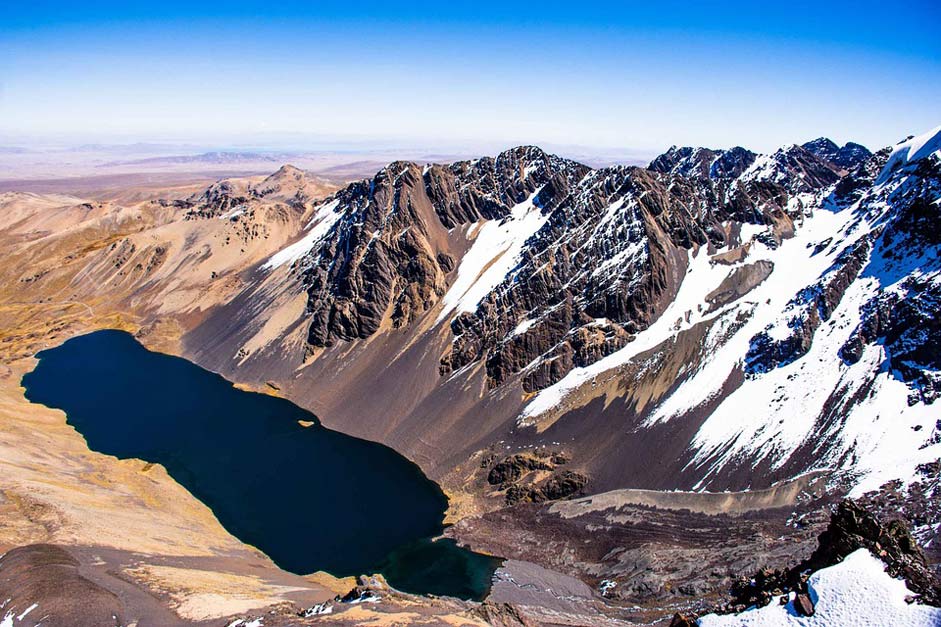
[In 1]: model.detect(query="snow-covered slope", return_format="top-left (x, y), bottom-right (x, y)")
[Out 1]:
top-left (518, 127), bottom-right (941, 493)
top-left (699, 549), bottom-right (941, 627)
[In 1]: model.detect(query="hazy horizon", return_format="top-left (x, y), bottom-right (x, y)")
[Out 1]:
top-left (2, 1), bottom-right (940, 157)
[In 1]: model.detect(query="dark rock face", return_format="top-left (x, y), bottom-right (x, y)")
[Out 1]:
top-left (712, 147), bottom-right (760, 179)
top-left (841, 277), bottom-right (941, 403)
top-left (0, 544), bottom-right (124, 627)
top-left (746, 144), bottom-right (843, 194)
top-left (802, 137), bottom-right (842, 163)
top-left (424, 145), bottom-right (590, 228)
top-left (539, 470), bottom-right (590, 501)
top-left (440, 162), bottom-right (820, 391)
top-left (802, 137), bottom-right (872, 170)
top-left (833, 142), bottom-right (874, 170)
top-left (303, 163), bottom-right (452, 345)
top-left (648, 145), bottom-right (757, 180)
top-left (826, 146), bottom-right (891, 209)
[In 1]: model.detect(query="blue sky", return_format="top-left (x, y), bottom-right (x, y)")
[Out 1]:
top-left (2, 1), bottom-right (939, 153)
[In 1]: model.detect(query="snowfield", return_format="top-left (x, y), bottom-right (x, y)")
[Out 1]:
top-left (438, 188), bottom-right (547, 322)
top-left (519, 126), bottom-right (941, 493)
top-left (699, 549), bottom-right (941, 627)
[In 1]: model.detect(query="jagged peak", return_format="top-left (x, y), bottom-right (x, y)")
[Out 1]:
top-left (649, 144), bottom-right (755, 180)
top-left (493, 145), bottom-right (589, 176)
top-left (777, 143), bottom-right (806, 155)
top-left (801, 138), bottom-right (872, 170)
top-left (802, 137), bottom-right (840, 154)
top-left (497, 144), bottom-right (551, 162)
top-left (378, 160), bottom-right (421, 178)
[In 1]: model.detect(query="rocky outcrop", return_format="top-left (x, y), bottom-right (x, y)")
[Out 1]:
top-left (669, 613), bottom-right (697, 627)
top-left (487, 454), bottom-right (554, 486)
top-left (184, 178), bottom-right (251, 219)
top-left (807, 500), bottom-right (939, 604)
top-left (471, 601), bottom-right (538, 627)
top-left (183, 165), bottom-right (331, 220)
top-left (483, 451), bottom-right (586, 505)
top-left (706, 260), bottom-right (774, 310)
top-left (717, 498), bottom-right (941, 616)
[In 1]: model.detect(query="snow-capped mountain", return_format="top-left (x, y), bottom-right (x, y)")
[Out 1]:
top-left (188, 126), bottom-right (941, 501)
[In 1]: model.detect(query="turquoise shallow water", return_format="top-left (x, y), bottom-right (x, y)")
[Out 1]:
top-left (22, 329), bottom-right (501, 600)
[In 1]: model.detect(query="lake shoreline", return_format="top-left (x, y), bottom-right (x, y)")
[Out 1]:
top-left (23, 331), bottom-right (499, 599)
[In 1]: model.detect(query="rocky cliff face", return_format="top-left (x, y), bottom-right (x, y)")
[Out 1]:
top-left (441, 163), bottom-right (786, 391)
top-left (291, 147), bottom-right (589, 347)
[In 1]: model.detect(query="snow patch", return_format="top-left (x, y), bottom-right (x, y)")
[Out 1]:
top-left (15, 605), bottom-right (36, 622)
top-left (878, 125), bottom-right (941, 184)
top-left (218, 206), bottom-right (245, 220)
top-left (437, 188), bottom-right (546, 322)
top-left (699, 549), bottom-right (941, 626)
top-left (511, 318), bottom-right (537, 337)
top-left (262, 199), bottom-right (342, 270)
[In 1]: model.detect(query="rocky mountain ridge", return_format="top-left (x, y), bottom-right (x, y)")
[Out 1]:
top-left (195, 126), bottom-right (941, 504)
top-left (267, 142), bottom-right (844, 393)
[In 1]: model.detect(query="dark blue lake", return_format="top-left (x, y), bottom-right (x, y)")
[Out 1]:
top-left (21, 329), bottom-right (500, 599)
